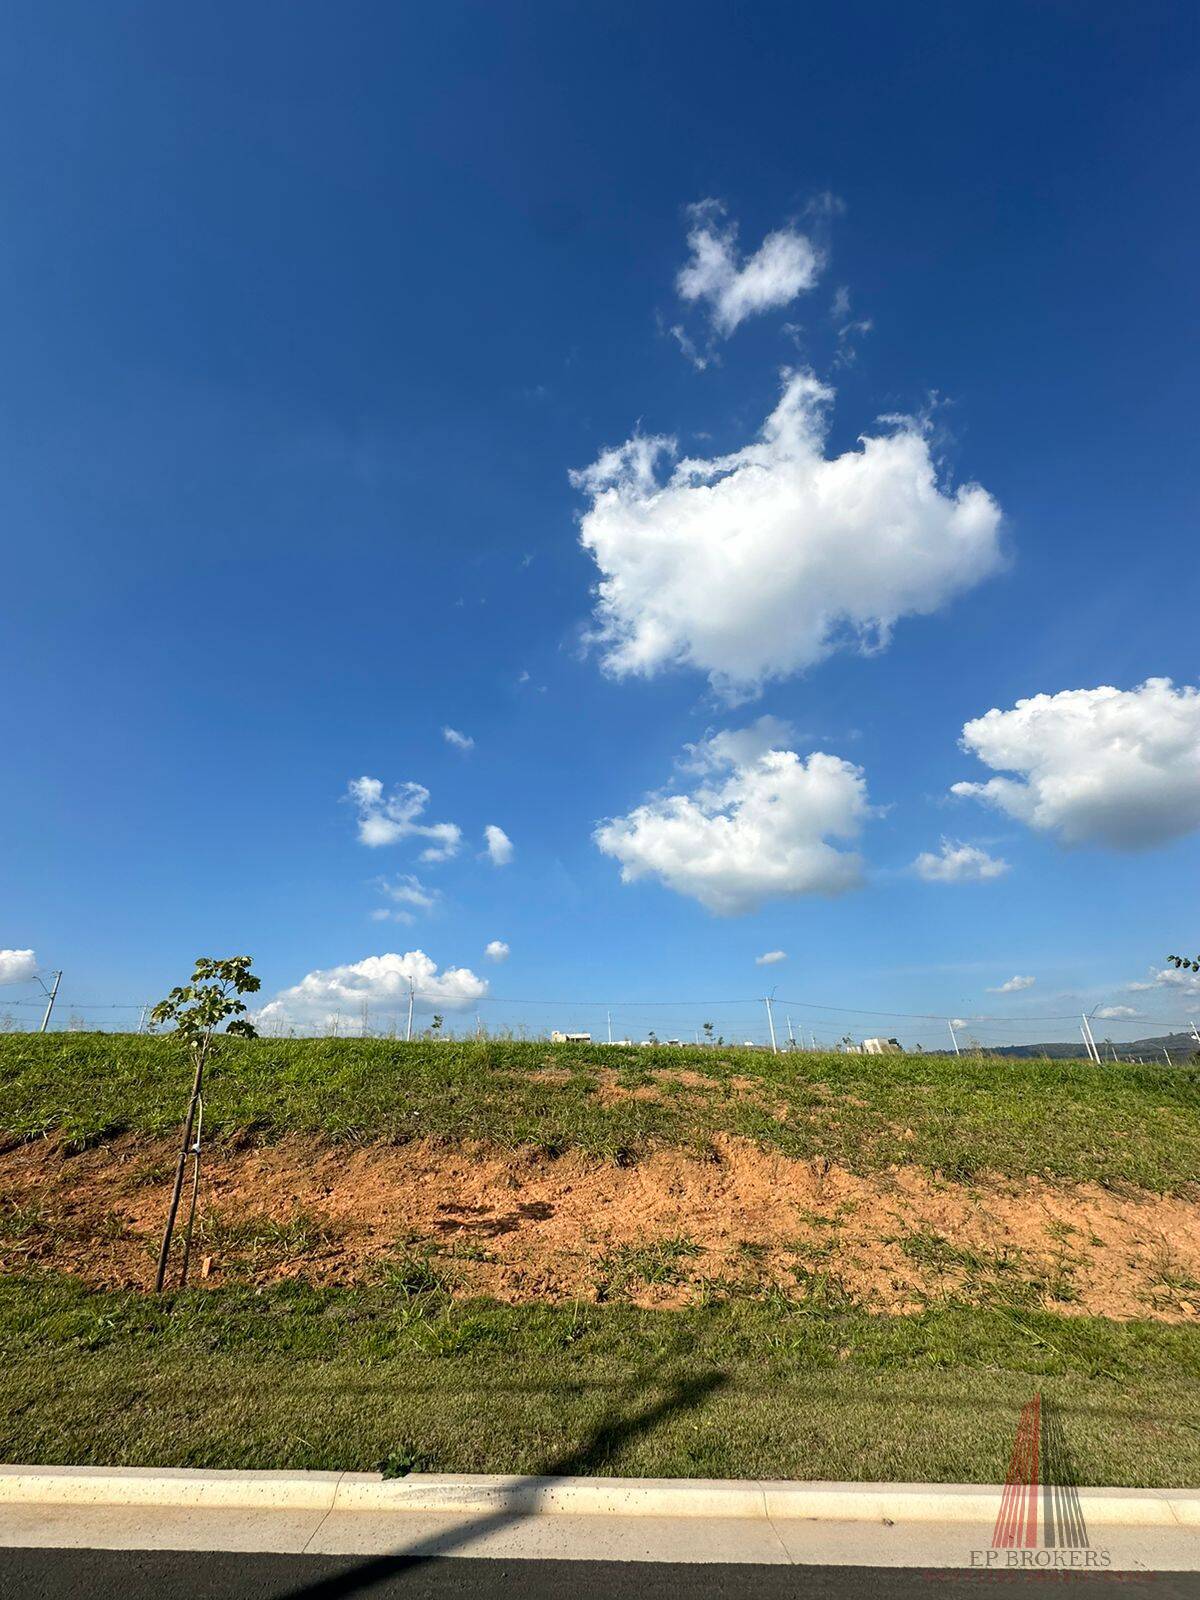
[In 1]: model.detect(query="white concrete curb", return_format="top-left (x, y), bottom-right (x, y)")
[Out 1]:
top-left (1, 1467), bottom-right (1196, 1528)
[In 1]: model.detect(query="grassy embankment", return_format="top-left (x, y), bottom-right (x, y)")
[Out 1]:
top-left (1, 1034), bottom-right (1198, 1484)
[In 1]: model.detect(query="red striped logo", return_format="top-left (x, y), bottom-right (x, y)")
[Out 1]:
top-left (992, 1393), bottom-right (1089, 1551)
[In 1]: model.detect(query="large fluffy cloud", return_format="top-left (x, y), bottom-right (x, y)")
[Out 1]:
top-left (257, 951), bottom-right (488, 1033)
top-left (594, 726), bottom-right (869, 915)
top-left (0, 949), bottom-right (37, 985)
top-left (952, 679), bottom-right (1200, 850)
top-left (676, 201), bottom-right (821, 336)
top-left (573, 371), bottom-right (1002, 700)
top-left (346, 777), bottom-right (462, 861)
top-left (912, 839), bottom-right (1009, 883)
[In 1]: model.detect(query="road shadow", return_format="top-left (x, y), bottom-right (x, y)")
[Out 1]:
top-left (276, 1353), bottom-right (727, 1598)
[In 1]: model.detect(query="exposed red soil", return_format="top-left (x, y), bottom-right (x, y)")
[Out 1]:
top-left (2, 1132), bottom-right (1198, 1321)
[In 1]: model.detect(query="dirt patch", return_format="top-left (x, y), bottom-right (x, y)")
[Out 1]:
top-left (1, 1133), bottom-right (1198, 1320)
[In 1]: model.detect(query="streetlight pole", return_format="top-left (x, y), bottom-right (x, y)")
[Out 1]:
top-left (37, 971), bottom-right (62, 1034)
top-left (764, 993), bottom-right (778, 1055)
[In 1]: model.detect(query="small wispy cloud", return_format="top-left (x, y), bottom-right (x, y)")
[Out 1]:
top-left (676, 200), bottom-right (822, 337)
top-left (485, 940), bottom-right (510, 963)
top-left (484, 824), bottom-right (514, 866)
top-left (913, 840), bottom-right (1009, 884)
top-left (668, 323), bottom-right (713, 372)
top-left (371, 874), bottom-right (440, 924)
top-left (830, 284), bottom-right (873, 368)
top-left (755, 950), bottom-right (787, 966)
top-left (987, 975), bottom-right (1035, 994)
top-left (442, 726), bottom-right (474, 752)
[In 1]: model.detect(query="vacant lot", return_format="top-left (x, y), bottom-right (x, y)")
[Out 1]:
top-left (4, 1131), bottom-right (1199, 1320)
top-left (1, 1035), bottom-right (1198, 1484)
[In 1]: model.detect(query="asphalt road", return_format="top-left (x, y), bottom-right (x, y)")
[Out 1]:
top-left (4, 1550), bottom-right (1200, 1600)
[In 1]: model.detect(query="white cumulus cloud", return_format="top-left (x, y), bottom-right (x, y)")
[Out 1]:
top-left (442, 727), bottom-right (474, 752)
top-left (485, 940), bottom-right (510, 963)
top-left (755, 950), bottom-right (787, 966)
top-left (483, 824), bottom-right (514, 866)
top-left (912, 839), bottom-right (1010, 883)
top-left (573, 370), bottom-right (1002, 700)
top-left (346, 776), bottom-right (462, 861)
top-left (0, 949), bottom-right (37, 985)
top-left (1128, 966), bottom-right (1200, 996)
top-left (952, 679), bottom-right (1200, 850)
top-left (594, 726), bottom-right (870, 915)
top-left (988, 975), bottom-right (1035, 994)
top-left (257, 951), bottom-right (488, 1033)
top-left (1096, 1005), bottom-right (1139, 1020)
top-left (677, 201), bottom-right (821, 336)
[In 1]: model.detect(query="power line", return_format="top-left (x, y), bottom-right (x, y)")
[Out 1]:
top-left (1, 990), bottom-right (1197, 1032)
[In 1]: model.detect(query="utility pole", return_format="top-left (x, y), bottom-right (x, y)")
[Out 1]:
top-left (137, 1003), bottom-right (149, 1035)
top-left (607, 1010), bottom-right (612, 1045)
top-left (786, 1014), bottom-right (796, 1050)
top-left (764, 993), bottom-right (778, 1055)
top-left (37, 971), bottom-right (62, 1034)
top-left (1080, 1013), bottom-right (1100, 1064)
top-left (406, 980), bottom-right (414, 1042)
top-left (947, 1019), bottom-right (961, 1057)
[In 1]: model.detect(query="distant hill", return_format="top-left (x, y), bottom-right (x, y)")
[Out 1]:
top-left (969, 1031), bottom-right (1199, 1063)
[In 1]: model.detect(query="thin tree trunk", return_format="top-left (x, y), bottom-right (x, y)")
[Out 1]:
top-left (154, 1046), bottom-right (206, 1293)
top-left (178, 1093), bottom-right (204, 1288)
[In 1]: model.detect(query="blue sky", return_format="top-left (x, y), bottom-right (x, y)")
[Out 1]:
top-left (2, 1), bottom-right (1198, 1046)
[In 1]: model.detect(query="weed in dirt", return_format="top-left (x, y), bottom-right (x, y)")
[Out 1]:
top-left (595, 1236), bottom-right (703, 1298)
top-left (894, 1228), bottom-right (1080, 1311)
top-left (189, 1211), bottom-right (334, 1277)
top-left (1143, 1241), bottom-right (1200, 1310)
top-left (785, 1237), bottom-right (839, 1265)
top-left (379, 1250), bottom-right (446, 1297)
top-left (0, 1200), bottom-right (55, 1240)
top-left (787, 1263), bottom-right (859, 1312)
top-left (794, 1208), bottom-right (844, 1229)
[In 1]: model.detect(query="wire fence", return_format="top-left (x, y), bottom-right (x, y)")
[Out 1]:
top-left (1, 976), bottom-right (1198, 1061)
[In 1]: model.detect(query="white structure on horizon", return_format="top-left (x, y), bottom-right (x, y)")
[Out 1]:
top-left (862, 1037), bottom-right (903, 1054)
top-left (550, 1030), bottom-right (592, 1043)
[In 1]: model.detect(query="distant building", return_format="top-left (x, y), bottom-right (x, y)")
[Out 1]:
top-left (550, 1030), bottom-right (591, 1043)
top-left (862, 1037), bottom-right (903, 1054)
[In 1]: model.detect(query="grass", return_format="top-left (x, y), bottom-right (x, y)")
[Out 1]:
top-left (893, 1229), bottom-right (1080, 1310)
top-left (596, 1237), bottom-right (703, 1297)
top-left (2, 1033), bottom-right (1199, 1190)
top-left (2, 1272), bottom-right (1198, 1485)
top-left (3, 1035), bottom-right (1197, 1482)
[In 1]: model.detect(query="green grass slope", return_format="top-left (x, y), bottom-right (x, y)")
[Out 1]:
top-left (2, 1033), bottom-right (1199, 1189)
